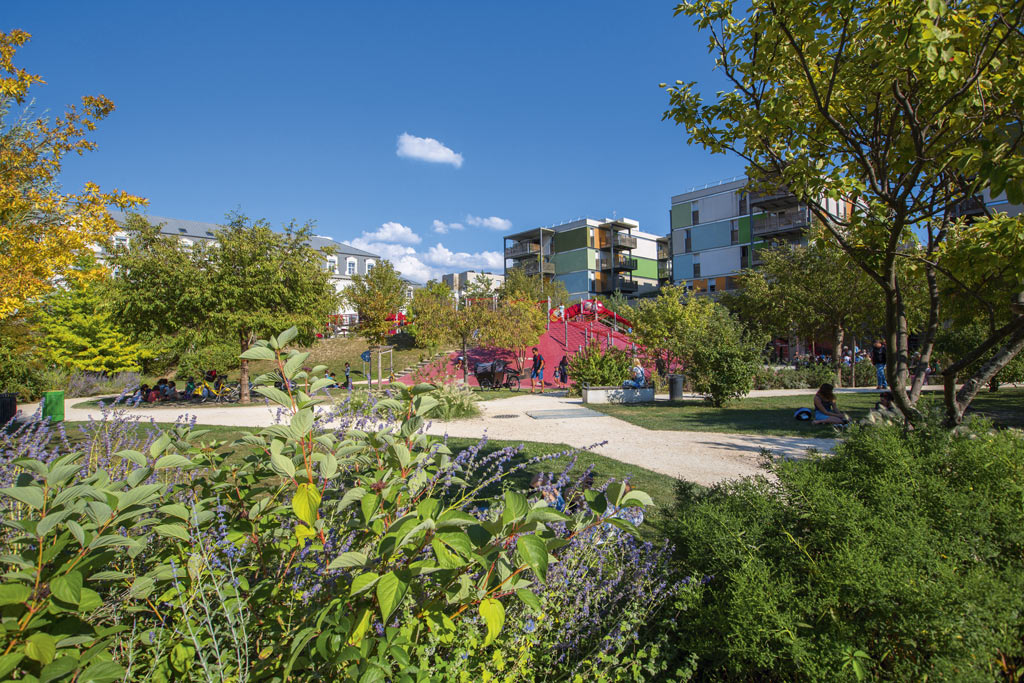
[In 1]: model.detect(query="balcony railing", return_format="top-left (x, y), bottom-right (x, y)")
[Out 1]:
top-left (522, 260), bottom-right (555, 277)
top-left (752, 209), bottom-right (811, 236)
top-left (658, 265), bottom-right (672, 280)
top-left (749, 188), bottom-right (801, 210)
top-left (504, 242), bottom-right (542, 259)
top-left (657, 247), bottom-right (671, 260)
top-left (597, 255), bottom-right (638, 272)
top-left (611, 234), bottom-right (637, 250)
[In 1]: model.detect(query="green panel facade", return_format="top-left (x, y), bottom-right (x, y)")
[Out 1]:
top-left (670, 203), bottom-right (692, 229)
top-left (587, 248), bottom-right (597, 270)
top-left (738, 216), bottom-right (751, 243)
top-left (631, 256), bottom-right (658, 279)
top-left (552, 227), bottom-right (588, 252)
top-left (551, 248), bottom-right (588, 275)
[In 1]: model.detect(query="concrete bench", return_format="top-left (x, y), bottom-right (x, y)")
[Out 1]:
top-left (582, 385), bottom-right (655, 404)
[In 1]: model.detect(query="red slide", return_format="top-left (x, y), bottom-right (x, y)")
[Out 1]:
top-left (552, 299), bottom-right (632, 328)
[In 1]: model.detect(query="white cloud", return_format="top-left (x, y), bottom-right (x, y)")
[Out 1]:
top-left (432, 219), bottom-right (464, 234)
top-left (423, 243), bottom-right (503, 272)
top-left (466, 214), bottom-right (513, 231)
top-left (348, 239), bottom-right (434, 283)
top-left (361, 221), bottom-right (421, 244)
top-left (396, 133), bottom-right (464, 168)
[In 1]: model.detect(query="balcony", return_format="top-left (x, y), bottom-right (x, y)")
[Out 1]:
top-left (504, 241), bottom-right (542, 259)
top-left (658, 264), bottom-right (672, 280)
top-left (752, 209), bottom-right (811, 237)
top-left (596, 278), bottom-right (638, 294)
top-left (950, 195), bottom-right (986, 220)
top-left (611, 233), bottom-right (637, 250)
top-left (749, 188), bottom-right (801, 211)
top-left (522, 260), bottom-right (555, 277)
top-left (597, 255), bottom-right (638, 272)
top-left (657, 246), bottom-right (671, 261)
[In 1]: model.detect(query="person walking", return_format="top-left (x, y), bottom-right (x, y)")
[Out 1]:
top-left (557, 356), bottom-right (569, 387)
top-left (344, 362), bottom-right (352, 391)
top-left (530, 347), bottom-right (545, 394)
top-left (871, 340), bottom-right (888, 389)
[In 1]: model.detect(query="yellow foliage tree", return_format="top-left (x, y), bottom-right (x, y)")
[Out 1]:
top-left (0, 30), bottom-right (144, 318)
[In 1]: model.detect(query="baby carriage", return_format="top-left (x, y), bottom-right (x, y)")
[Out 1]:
top-left (473, 359), bottom-right (521, 391)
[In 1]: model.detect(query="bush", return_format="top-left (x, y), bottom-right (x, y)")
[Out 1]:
top-left (0, 343), bottom-right (45, 401)
top-left (667, 420), bottom-right (1024, 681)
top-left (0, 327), bottom-right (666, 681)
top-left (35, 368), bottom-right (142, 398)
top-left (176, 341), bottom-right (241, 380)
top-left (567, 342), bottom-right (633, 395)
top-left (686, 309), bottom-right (764, 407)
top-left (427, 380), bottom-right (479, 420)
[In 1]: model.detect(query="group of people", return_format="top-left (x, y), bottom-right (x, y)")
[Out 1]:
top-left (528, 348), bottom-right (569, 394)
top-left (135, 372), bottom-right (223, 403)
top-left (811, 382), bottom-right (900, 427)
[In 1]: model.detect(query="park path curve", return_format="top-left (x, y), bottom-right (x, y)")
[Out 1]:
top-left (23, 392), bottom-right (833, 487)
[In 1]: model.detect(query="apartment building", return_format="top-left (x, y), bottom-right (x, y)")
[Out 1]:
top-left (503, 217), bottom-right (666, 301)
top-left (441, 270), bottom-right (505, 301)
top-left (108, 211), bottom-right (379, 318)
top-left (668, 177), bottom-right (853, 293)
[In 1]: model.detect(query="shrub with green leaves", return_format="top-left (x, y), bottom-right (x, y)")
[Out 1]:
top-left (566, 343), bottom-right (633, 395)
top-left (0, 327), bottom-right (658, 681)
top-left (667, 420), bottom-right (1024, 681)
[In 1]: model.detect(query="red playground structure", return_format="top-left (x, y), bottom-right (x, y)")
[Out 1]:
top-left (550, 298), bottom-right (633, 329)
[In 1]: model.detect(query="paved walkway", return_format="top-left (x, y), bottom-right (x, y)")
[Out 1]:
top-left (21, 392), bottom-right (835, 487)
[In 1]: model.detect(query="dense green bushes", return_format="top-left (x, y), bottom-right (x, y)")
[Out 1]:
top-left (667, 421), bottom-right (1024, 681)
top-left (567, 342), bottom-right (633, 395)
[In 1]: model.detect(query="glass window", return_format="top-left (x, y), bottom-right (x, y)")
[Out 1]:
top-left (346, 259), bottom-right (357, 275)
top-left (365, 260), bottom-right (375, 273)
top-left (691, 209), bottom-right (700, 225)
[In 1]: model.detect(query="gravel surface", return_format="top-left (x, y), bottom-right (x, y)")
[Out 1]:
top-left (23, 392), bottom-right (836, 486)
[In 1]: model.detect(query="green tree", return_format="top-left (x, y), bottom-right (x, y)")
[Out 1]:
top-left (39, 271), bottom-right (142, 374)
top-left (407, 281), bottom-right (455, 351)
top-left (482, 299), bottom-right (549, 372)
top-left (633, 286), bottom-right (765, 405)
top-left (463, 273), bottom-right (500, 300)
top-left (111, 213), bottom-right (339, 402)
top-left (726, 238), bottom-right (879, 385)
top-left (343, 260), bottom-right (407, 347)
top-left (449, 300), bottom-right (499, 383)
top-left (499, 269), bottom-right (569, 308)
top-left (663, 0), bottom-right (1024, 423)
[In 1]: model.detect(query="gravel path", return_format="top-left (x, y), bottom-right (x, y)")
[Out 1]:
top-left (24, 393), bottom-right (834, 487)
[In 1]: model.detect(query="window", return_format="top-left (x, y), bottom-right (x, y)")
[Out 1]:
top-left (693, 263), bottom-right (701, 277)
top-left (326, 256), bottom-right (339, 274)
top-left (738, 193), bottom-right (748, 214)
top-left (708, 280), bottom-right (716, 293)
top-left (406, 287), bottom-right (414, 300)
top-left (684, 229), bottom-right (692, 253)
top-left (730, 220), bottom-right (739, 245)
top-left (691, 209), bottom-right (700, 225)
top-left (365, 260), bottom-right (375, 274)
top-left (346, 259), bottom-right (357, 276)
top-left (114, 235), bottom-right (129, 249)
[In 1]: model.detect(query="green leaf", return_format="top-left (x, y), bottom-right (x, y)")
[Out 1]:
top-left (254, 385), bottom-right (293, 409)
top-left (584, 490), bottom-right (607, 515)
top-left (0, 583), bottom-right (31, 606)
top-left (149, 432), bottom-right (172, 458)
top-left (0, 653), bottom-right (24, 680)
top-left (319, 453), bottom-right (338, 479)
top-left (620, 490), bottom-right (654, 508)
top-left (283, 351), bottom-right (310, 378)
top-left (292, 483), bottom-right (321, 527)
top-left (605, 516), bottom-right (640, 536)
top-left (430, 539), bottom-right (466, 569)
top-left (294, 524), bottom-right (317, 544)
top-left (50, 571), bottom-right (83, 605)
top-left (129, 576), bottom-right (155, 599)
top-left (117, 484), bottom-right (163, 510)
top-left (270, 453), bottom-right (296, 479)
top-left (77, 587), bottom-right (103, 612)
top-left (78, 660), bottom-right (127, 683)
top-left (360, 493), bottom-right (379, 522)
top-left (154, 454), bottom-right (193, 470)
top-left (376, 570), bottom-right (409, 622)
top-left (40, 656), bottom-right (79, 683)
top-left (516, 534), bottom-right (549, 583)
top-left (479, 598), bottom-right (505, 646)
top-left (240, 345), bottom-right (277, 361)
top-left (158, 503), bottom-right (190, 520)
top-left (25, 632), bottom-right (57, 665)
top-left (516, 588), bottom-right (542, 614)
top-left (605, 482), bottom-right (625, 508)
top-left (502, 490), bottom-right (529, 526)
top-left (114, 450), bottom-right (147, 467)
top-left (153, 524), bottom-right (191, 542)
top-left (65, 520), bottom-right (85, 547)
top-left (350, 571), bottom-right (380, 596)
top-left (327, 551), bottom-right (368, 570)
top-left (348, 608), bottom-right (372, 646)
top-left (291, 409), bottom-right (314, 439)
top-left (1, 485), bottom-right (44, 510)
top-left (277, 326), bottom-right (299, 348)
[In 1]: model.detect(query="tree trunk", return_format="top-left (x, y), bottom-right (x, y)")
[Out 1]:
top-left (909, 262), bottom-right (941, 404)
top-left (883, 274), bottom-right (917, 421)
top-left (239, 331), bottom-right (251, 404)
top-left (832, 326), bottom-right (845, 388)
top-left (462, 336), bottom-right (468, 383)
top-left (943, 314), bottom-right (1024, 425)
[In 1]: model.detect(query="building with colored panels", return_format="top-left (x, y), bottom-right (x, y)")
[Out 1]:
top-left (503, 217), bottom-right (665, 301)
top-left (669, 176), bottom-right (850, 293)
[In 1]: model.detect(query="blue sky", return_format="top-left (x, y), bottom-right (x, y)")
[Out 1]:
top-left (6, 1), bottom-right (743, 282)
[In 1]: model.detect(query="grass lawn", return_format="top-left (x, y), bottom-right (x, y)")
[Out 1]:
top-left (590, 387), bottom-right (1024, 438)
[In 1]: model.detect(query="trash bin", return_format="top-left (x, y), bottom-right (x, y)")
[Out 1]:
top-left (668, 374), bottom-right (685, 401)
top-left (0, 393), bottom-right (16, 427)
top-left (42, 390), bottom-right (65, 423)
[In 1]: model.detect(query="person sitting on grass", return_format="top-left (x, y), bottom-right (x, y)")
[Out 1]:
top-left (812, 383), bottom-right (849, 425)
top-left (530, 472), bottom-right (564, 512)
top-left (863, 390), bottom-right (901, 425)
top-left (134, 384), bottom-right (150, 403)
top-left (184, 377), bottom-right (197, 399)
top-left (165, 381), bottom-right (180, 401)
top-left (145, 385), bottom-right (161, 403)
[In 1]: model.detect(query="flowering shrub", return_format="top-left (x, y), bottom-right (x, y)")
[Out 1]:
top-left (0, 327), bottom-right (665, 681)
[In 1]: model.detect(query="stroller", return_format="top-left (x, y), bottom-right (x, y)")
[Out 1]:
top-left (473, 359), bottom-right (521, 392)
